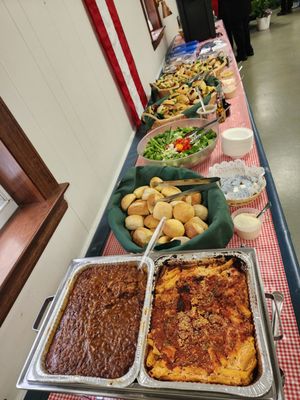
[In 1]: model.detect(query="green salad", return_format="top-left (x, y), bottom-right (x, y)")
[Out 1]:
top-left (143, 126), bottom-right (217, 161)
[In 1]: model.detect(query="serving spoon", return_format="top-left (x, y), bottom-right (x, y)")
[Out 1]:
top-left (256, 201), bottom-right (271, 219)
top-left (196, 87), bottom-right (206, 113)
top-left (138, 217), bottom-right (166, 270)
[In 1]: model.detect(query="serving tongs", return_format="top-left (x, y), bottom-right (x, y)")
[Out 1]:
top-left (155, 177), bottom-right (220, 203)
top-left (184, 117), bottom-right (219, 143)
top-left (187, 70), bottom-right (210, 86)
top-left (152, 176), bottom-right (220, 188)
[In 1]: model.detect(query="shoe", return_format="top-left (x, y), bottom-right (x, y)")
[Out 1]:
top-left (287, 9), bottom-right (292, 13)
top-left (236, 55), bottom-right (248, 62)
top-left (277, 11), bottom-right (287, 15)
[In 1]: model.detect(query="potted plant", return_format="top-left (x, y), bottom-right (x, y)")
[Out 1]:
top-left (252, 0), bottom-right (272, 30)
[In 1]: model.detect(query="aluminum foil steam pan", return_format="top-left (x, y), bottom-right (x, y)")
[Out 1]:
top-left (138, 250), bottom-right (273, 398)
top-left (27, 255), bottom-right (155, 388)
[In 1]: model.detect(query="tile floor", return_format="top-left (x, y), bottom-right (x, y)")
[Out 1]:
top-left (242, 8), bottom-right (300, 262)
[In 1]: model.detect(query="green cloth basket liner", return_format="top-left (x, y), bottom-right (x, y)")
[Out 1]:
top-left (108, 166), bottom-right (234, 254)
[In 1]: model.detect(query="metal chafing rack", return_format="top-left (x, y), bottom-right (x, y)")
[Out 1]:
top-left (23, 255), bottom-right (155, 389)
top-left (17, 248), bottom-right (285, 400)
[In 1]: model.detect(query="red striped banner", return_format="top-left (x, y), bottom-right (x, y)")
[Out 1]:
top-left (83, 0), bottom-right (147, 126)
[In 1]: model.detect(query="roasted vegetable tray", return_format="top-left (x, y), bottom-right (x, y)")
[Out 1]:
top-left (17, 248), bottom-right (285, 400)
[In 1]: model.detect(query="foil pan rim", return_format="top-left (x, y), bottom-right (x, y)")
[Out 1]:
top-left (27, 254), bottom-right (155, 388)
top-left (138, 250), bottom-right (273, 398)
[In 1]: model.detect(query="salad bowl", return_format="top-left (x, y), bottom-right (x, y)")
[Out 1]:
top-left (137, 118), bottom-right (219, 168)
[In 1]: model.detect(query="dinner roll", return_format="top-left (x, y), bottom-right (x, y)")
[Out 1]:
top-left (121, 193), bottom-right (136, 211)
top-left (171, 236), bottom-right (190, 245)
top-left (188, 216), bottom-right (208, 230)
top-left (170, 200), bottom-right (186, 207)
top-left (132, 227), bottom-right (153, 247)
top-left (125, 215), bottom-right (144, 230)
top-left (163, 219), bottom-right (185, 238)
top-left (128, 200), bottom-right (149, 216)
top-left (142, 187), bottom-right (161, 200)
top-left (173, 202), bottom-right (195, 223)
top-left (150, 176), bottom-right (163, 189)
top-left (161, 186), bottom-right (182, 197)
top-left (147, 192), bottom-right (164, 213)
top-left (183, 195), bottom-right (192, 205)
top-left (182, 192), bottom-right (201, 205)
top-left (193, 204), bottom-right (208, 221)
top-left (184, 220), bottom-right (205, 239)
top-left (191, 192), bottom-right (202, 205)
top-left (153, 202), bottom-right (173, 220)
top-left (133, 185), bottom-right (149, 199)
top-left (144, 215), bottom-right (159, 229)
top-left (157, 236), bottom-right (170, 244)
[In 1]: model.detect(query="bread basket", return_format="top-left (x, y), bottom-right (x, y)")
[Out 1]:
top-left (195, 54), bottom-right (228, 77)
top-left (141, 112), bottom-right (186, 129)
top-left (150, 82), bottom-right (180, 99)
top-left (213, 59), bottom-right (227, 77)
top-left (108, 166), bottom-right (234, 253)
top-left (208, 160), bottom-right (266, 206)
top-left (142, 89), bottom-right (217, 130)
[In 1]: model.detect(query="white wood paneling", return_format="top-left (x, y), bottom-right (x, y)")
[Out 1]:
top-left (0, 207), bottom-right (89, 400)
top-left (1, 0), bottom-right (135, 229)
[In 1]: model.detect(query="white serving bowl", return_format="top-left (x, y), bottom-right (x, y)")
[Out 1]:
top-left (221, 127), bottom-right (253, 159)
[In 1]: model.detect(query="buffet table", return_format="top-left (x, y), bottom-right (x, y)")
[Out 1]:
top-left (25, 21), bottom-right (300, 400)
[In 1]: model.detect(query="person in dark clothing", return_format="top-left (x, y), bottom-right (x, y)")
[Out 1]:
top-left (218, 0), bottom-right (254, 62)
top-left (277, 0), bottom-right (293, 15)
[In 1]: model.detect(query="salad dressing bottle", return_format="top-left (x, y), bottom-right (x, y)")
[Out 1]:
top-left (216, 88), bottom-right (226, 123)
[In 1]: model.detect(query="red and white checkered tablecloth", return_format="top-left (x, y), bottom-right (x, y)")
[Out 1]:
top-left (48, 21), bottom-right (300, 400)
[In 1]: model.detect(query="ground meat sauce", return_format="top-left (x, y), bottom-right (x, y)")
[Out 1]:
top-left (149, 257), bottom-right (254, 373)
top-left (45, 262), bottom-right (147, 378)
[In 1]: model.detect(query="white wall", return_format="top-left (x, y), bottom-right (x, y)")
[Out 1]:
top-left (0, 0), bottom-right (178, 399)
top-left (115, 0), bottom-right (180, 92)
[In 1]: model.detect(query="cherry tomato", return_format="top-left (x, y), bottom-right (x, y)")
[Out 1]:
top-left (174, 137), bottom-right (192, 152)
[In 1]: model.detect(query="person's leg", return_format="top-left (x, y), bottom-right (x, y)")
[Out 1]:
top-left (219, 3), bottom-right (234, 47)
top-left (287, 0), bottom-right (293, 12)
top-left (223, 18), bottom-right (234, 48)
top-left (243, 18), bottom-right (254, 56)
top-left (231, 20), bottom-right (247, 61)
top-left (278, 0), bottom-right (287, 15)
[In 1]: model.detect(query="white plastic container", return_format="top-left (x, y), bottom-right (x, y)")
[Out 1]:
top-left (196, 104), bottom-right (217, 120)
top-left (231, 207), bottom-right (263, 240)
top-left (220, 70), bottom-right (237, 99)
top-left (221, 127), bottom-right (254, 159)
top-left (223, 84), bottom-right (237, 99)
